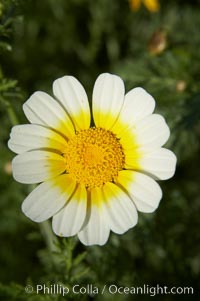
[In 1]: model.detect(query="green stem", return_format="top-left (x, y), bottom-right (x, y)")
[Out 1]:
top-left (0, 95), bottom-right (19, 125)
top-left (39, 220), bottom-right (61, 268)
top-left (39, 220), bottom-right (58, 253)
top-left (6, 102), bottom-right (19, 125)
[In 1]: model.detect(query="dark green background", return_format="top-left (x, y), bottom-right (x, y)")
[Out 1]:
top-left (0, 0), bottom-right (200, 300)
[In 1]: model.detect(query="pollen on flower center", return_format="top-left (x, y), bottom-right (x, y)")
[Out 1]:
top-left (63, 127), bottom-right (125, 189)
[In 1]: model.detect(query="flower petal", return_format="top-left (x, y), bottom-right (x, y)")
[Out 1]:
top-left (126, 148), bottom-right (177, 180)
top-left (121, 114), bottom-right (170, 151)
top-left (92, 73), bottom-right (125, 129)
top-left (23, 91), bottom-right (75, 138)
top-left (117, 170), bottom-right (162, 213)
top-left (112, 87), bottom-right (155, 135)
top-left (22, 174), bottom-right (76, 222)
top-left (102, 182), bottom-right (138, 234)
top-left (8, 124), bottom-right (68, 154)
top-left (53, 76), bottom-right (90, 130)
top-left (78, 188), bottom-right (110, 246)
top-left (12, 150), bottom-right (66, 184)
top-left (52, 184), bottom-right (87, 237)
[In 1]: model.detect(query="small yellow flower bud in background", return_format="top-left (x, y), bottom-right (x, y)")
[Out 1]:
top-left (129, 0), bottom-right (141, 11)
top-left (148, 30), bottom-right (167, 55)
top-left (4, 161), bottom-right (12, 175)
top-left (143, 0), bottom-right (160, 13)
top-left (176, 80), bottom-right (187, 93)
top-left (129, 0), bottom-right (160, 13)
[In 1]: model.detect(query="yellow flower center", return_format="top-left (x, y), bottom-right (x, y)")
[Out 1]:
top-left (63, 127), bottom-right (125, 189)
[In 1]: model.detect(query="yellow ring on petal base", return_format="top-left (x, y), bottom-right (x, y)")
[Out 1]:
top-left (63, 127), bottom-right (125, 189)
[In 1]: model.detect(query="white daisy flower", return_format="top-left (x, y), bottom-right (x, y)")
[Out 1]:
top-left (8, 73), bottom-right (176, 246)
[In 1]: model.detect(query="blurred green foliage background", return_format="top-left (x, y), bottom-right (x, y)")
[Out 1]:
top-left (0, 0), bottom-right (200, 300)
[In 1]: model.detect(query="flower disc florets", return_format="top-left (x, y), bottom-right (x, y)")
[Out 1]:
top-left (64, 127), bottom-right (125, 189)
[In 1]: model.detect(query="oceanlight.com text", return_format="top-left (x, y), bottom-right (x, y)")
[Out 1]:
top-left (25, 283), bottom-right (194, 297)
